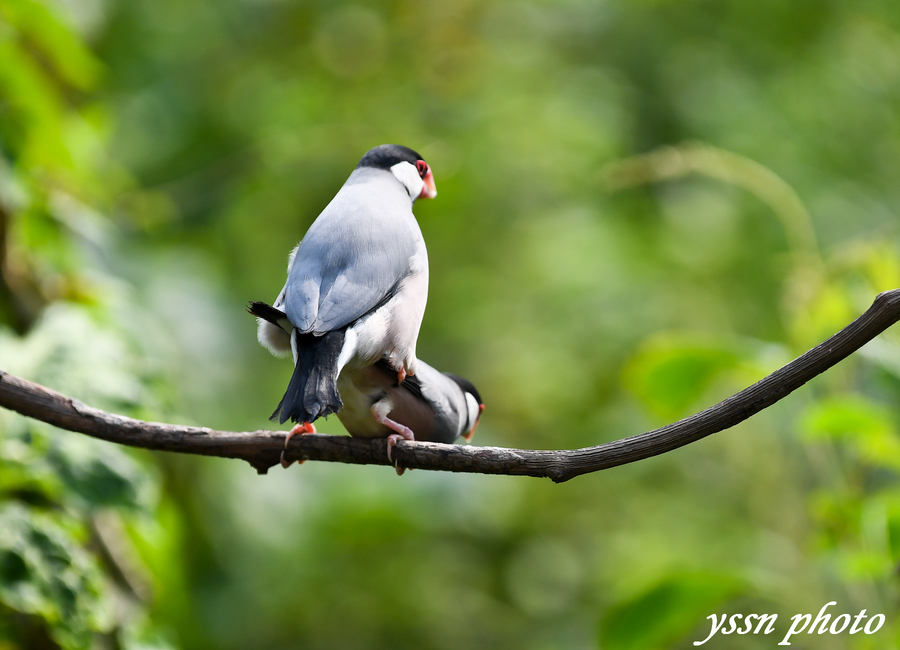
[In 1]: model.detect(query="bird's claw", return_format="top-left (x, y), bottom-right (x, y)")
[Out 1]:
top-left (386, 431), bottom-right (415, 475)
top-left (371, 402), bottom-right (415, 475)
top-left (281, 421), bottom-right (316, 468)
top-left (291, 421), bottom-right (317, 436)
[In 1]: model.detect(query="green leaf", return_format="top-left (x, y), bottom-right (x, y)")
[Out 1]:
top-left (0, 503), bottom-right (113, 650)
top-left (0, 0), bottom-right (103, 91)
top-left (0, 34), bottom-right (69, 166)
top-left (0, 433), bottom-right (66, 504)
top-left (623, 334), bottom-right (744, 420)
top-left (599, 573), bottom-right (744, 650)
top-left (800, 394), bottom-right (900, 470)
top-left (800, 394), bottom-right (892, 440)
top-left (119, 616), bottom-right (179, 650)
top-left (882, 494), bottom-right (900, 563)
top-left (46, 434), bottom-right (158, 514)
top-left (0, 424), bottom-right (157, 516)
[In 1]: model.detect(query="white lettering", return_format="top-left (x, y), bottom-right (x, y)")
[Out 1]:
top-left (779, 614), bottom-right (811, 645)
top-left (864, 614), bottom-right (885, 634)
top-left (722, 614), bottom-right (741, 634)
top-left (697, 606), bottom-right (884, 645)
top-left (756, 613), bottom-right (778, 634)
top-left (809, 601), bottom-right (837, 634)
top-left (693, 614), bottom-right (727, 646)
top-left (829, 614), bottom-right (850, 634)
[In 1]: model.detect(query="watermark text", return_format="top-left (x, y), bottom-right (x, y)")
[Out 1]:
top-left (693, 602), bottom-right (885, 646)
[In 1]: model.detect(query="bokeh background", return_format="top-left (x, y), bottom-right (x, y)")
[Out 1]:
top-left (3, 0), bottom-right (900, 648)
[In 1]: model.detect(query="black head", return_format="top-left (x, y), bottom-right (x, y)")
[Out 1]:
top-left (445, 373), bottom-right (483, 406)
top-left (356, 144), bottom-right (424, 171)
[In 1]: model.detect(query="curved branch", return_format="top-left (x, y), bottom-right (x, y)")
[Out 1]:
top-left (2, 289), bottom-right (900, 482)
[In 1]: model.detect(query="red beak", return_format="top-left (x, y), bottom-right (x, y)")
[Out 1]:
top-left (462, 403), bottom-right (485, 442)
top-left (419, 168), bottom-right (437, 199)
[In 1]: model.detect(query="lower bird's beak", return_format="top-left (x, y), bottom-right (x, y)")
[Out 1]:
top-left (462, 403), bottom-right (485, 442)
top-left (419, 169), bottom-right (437, 199)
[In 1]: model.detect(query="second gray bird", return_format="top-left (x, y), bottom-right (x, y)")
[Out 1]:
top-left (250, 302), bottom-right (485, 473)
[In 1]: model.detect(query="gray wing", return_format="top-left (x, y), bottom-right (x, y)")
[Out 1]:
top-left (373, 358), bottom-right (465, 442)
top-left (283, 172), bottom-right (423, 335)
top-left (413, 361), bottom-right (467, 442)
top-left (271, 244), bottom-right (299, 311)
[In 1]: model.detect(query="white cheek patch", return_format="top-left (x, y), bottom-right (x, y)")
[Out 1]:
top-left (465, 392), bottom-right (480, 432)
top-left (390, 161), bottom-right (425, 199)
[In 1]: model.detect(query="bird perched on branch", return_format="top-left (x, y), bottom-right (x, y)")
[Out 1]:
top-left (249, 302), bottom-right (484, 473)
top-left (335, 359), bottom-right (483, 447)
top-left (252, 144), bottom-right (437, 448)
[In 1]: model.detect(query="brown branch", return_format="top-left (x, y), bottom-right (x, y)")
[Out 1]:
top-left (2, 289), bottom-right (900, 482)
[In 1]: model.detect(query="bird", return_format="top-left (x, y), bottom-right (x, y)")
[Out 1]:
top-left (249, 301), bottom-right (484, 473)
top-left (252, 144), bottom-right (437, 443)
top-left (336, 358), bottom-right (485, 474)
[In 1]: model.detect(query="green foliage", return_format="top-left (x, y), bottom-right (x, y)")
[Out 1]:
top-left (0, 302), bottom-right (175, 649)
top-left (599, 573), bottom-right (743, 650)
top-left (801, 394), bottom-right (900, 470)
top-left (623, 334), bottom-right (749, 420)
top-left (0, 0), bottom-right (101, 169)
top-left (0, 504), bottom-right (112, 649)
top-left (3, 0), bottom-right (900, 648)
top-left (1, 0), bottom-right (101, 91)
top-left (0, 1), bottom-right (181, 646)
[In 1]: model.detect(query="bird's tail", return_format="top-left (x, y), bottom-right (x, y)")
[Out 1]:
top-left (270, 329), bottom-right (345, 425)
top-left (247, 300), bottom-right (287, 325)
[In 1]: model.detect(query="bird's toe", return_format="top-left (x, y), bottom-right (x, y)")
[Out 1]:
top-left (281, 421), bottom-right (316, 468)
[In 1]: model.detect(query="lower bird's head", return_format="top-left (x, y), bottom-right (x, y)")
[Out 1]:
top-left (357, 144), bottom-right (437, 201)
top-left (445, 373), bottom-right (485, 442)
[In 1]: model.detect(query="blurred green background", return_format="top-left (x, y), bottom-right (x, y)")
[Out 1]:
top-left (2, 0), bottom-right (900, 648)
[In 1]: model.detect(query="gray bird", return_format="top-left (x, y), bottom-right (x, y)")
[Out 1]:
top-left (337, 359), bottom-right (484, 473)
top-left (336, 359), bottom-right (484, 447)
top-left (254, 144), bottom-right (437, 435)
top-left (249, 301), bottom-right (485, 472)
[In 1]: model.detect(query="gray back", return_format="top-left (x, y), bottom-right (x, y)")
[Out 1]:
top-left (284, 168), bottom-right (424, 334)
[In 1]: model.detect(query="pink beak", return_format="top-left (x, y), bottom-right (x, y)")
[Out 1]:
top-left (462, 403), bottom-right (485, 442)
top-left (419, 168), bottom-right (437, 199)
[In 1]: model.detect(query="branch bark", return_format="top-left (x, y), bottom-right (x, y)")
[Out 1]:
top-left (2, 289), bottom-right (900, 482)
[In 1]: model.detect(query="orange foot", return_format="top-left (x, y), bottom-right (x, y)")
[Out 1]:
top-left (281, 421), bottom-right (317, 468)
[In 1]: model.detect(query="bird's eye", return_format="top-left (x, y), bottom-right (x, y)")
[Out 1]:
top-left (416, 160), bottom-right (428, 179)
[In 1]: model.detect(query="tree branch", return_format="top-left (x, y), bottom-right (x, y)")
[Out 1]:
top-left (2, 289), bottom-right (900, 482)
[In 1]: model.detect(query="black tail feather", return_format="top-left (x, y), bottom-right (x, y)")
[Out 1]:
top-left (270, 329), bottom-right (345, 424)
top-left (248, 300), bottom-right (287, 324)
